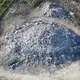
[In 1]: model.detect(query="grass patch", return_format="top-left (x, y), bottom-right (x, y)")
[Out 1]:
top-left (0, 0), bottom-right (14, 20)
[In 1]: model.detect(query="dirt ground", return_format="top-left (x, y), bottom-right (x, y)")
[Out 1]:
top-left (0, 61), bottom-right (80, 80)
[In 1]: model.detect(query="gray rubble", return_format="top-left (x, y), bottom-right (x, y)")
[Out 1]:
top-left (2, 20), bottom-right (80, 73)
top-left (0, 2), bottom-right (80, 74)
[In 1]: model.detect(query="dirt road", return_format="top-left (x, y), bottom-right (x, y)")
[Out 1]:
top-left (29, 16), bottom-right (80, 36)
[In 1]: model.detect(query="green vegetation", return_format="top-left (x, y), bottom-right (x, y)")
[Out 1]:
top-left (0, 0), bottom-right (14, 20)
top-left (0, 0), bottom-right (39, 20)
